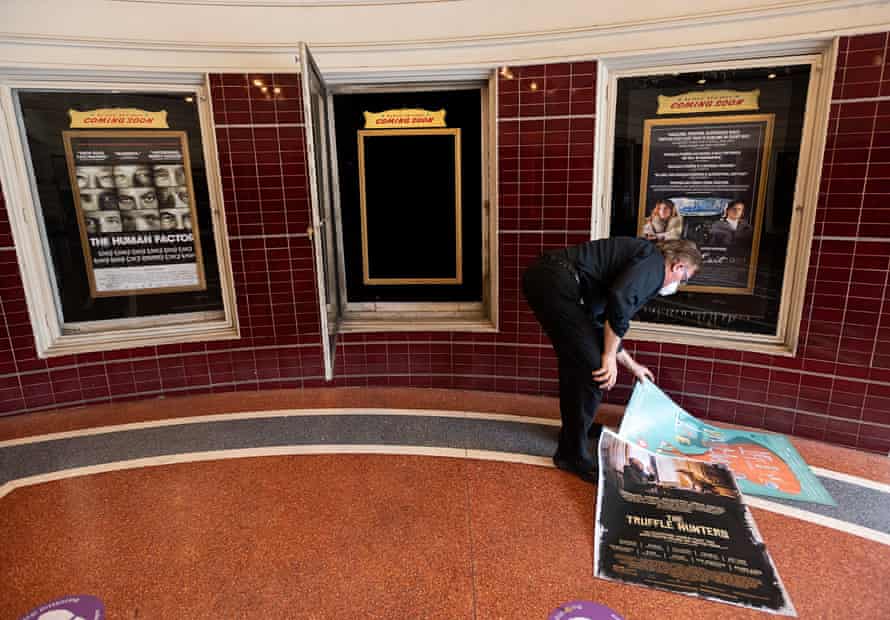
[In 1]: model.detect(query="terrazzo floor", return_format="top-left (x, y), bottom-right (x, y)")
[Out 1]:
top-left (1, 388), bottom-right (888, 619)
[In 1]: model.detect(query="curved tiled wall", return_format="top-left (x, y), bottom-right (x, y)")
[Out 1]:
top-left (0, 35), bottom-right (889, 453)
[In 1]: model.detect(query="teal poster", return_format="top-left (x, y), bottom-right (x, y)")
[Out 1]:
top-left (618, 381), bottom-right (835, 506)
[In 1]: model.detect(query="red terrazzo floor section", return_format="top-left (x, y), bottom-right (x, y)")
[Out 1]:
top-left (1, 456), bottom-right (476, 620)
top-left (2, 454), bottom-right (888, 619)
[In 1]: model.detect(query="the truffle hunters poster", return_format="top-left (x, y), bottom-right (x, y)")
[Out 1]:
top-left (637, 114), bottom-right (774, 294)
top-left (63, 130), bottom-right (206, 297)
top-left (618, 381), bottom-right (835, 506)
top-left (594, 429), bottom-right (796, 616)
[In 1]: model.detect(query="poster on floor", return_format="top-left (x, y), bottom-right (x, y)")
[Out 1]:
top-left (63, 130), bottom-right (206, 297)
top-left (594, 429), bottom-right (796, 616)
top-left (637, 114), bottom-right (774, 294)
top-left (618, 381), bottom-right (835, 506)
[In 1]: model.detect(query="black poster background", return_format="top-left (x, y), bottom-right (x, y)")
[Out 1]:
top-left (64, 131), bottom-right (205, 297)
top-left (594, 431), bottom-right (795, 616)
top-left (639, 116), bottom-right (773, 293)
top-left (361, 131), bottom-right (460, 283)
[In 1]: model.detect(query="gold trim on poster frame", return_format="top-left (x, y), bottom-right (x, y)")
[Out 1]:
top-left (357, 127), bottom-right (463, 286)
top-left (637, 113), bottom-right (775, 295)
top-left (62, 129), bottom-right (207, 298)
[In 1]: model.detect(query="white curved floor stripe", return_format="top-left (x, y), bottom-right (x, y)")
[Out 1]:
top-left (1, 444), bottom-right (888, 547)
top-left (465, 450), bottom-right (553, 467)
top-left (0, 408), bottom-right (560, 448)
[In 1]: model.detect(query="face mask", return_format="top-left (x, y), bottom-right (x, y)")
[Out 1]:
top-left (658, 281), bottom-right (680, 296)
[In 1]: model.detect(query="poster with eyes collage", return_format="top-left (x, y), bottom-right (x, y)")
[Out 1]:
top-left (63, 130), bottom-right (206, 297)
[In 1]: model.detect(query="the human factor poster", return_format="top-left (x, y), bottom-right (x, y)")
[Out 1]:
top-left (63, 130), bottom-right (206, 298)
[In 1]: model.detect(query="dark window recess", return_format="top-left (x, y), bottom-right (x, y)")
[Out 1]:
top-left (363, 133), bottom-right (459, 282)
top-left (334, 89), bottom-right (483, 303)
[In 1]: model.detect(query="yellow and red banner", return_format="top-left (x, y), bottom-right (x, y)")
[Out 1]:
top-left (69, 108), bottom-right (169, 129)
top-left (363, 108), bottom-right (446, 129)
top-left (657, 90), bottom-right (760, 115)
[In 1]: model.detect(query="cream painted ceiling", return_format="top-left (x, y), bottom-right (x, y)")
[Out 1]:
top-left (1, 0), bottom-right (888, 71)
top-left (2, 1), bottom-right (882, 46)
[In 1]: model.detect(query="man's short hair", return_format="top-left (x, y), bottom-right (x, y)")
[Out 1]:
top-left (656, 239), bottom-right (703, 270)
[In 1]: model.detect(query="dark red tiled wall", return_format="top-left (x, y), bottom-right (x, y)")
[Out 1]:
top-left (0, 38), bottom-right (888, 454)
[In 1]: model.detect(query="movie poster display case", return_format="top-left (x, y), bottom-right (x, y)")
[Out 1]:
top-left (0, 77), bottom-right (238, 357)
top-left (595, 45), bottom-right (837, 355)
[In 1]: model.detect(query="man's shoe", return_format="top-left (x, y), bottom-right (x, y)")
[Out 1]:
top-left (553, 454), bottom-right (598, 484)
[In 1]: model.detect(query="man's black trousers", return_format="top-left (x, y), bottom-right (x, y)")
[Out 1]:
top-left (522, 254), bottom-right (604, 472)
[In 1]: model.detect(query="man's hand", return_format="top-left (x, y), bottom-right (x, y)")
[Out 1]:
top-left (628, 361), bottom-right (654, 384)
top-left (616, 350), bottom-right (655, 385)
top-left (593, 353), bottom-right (618, 390)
